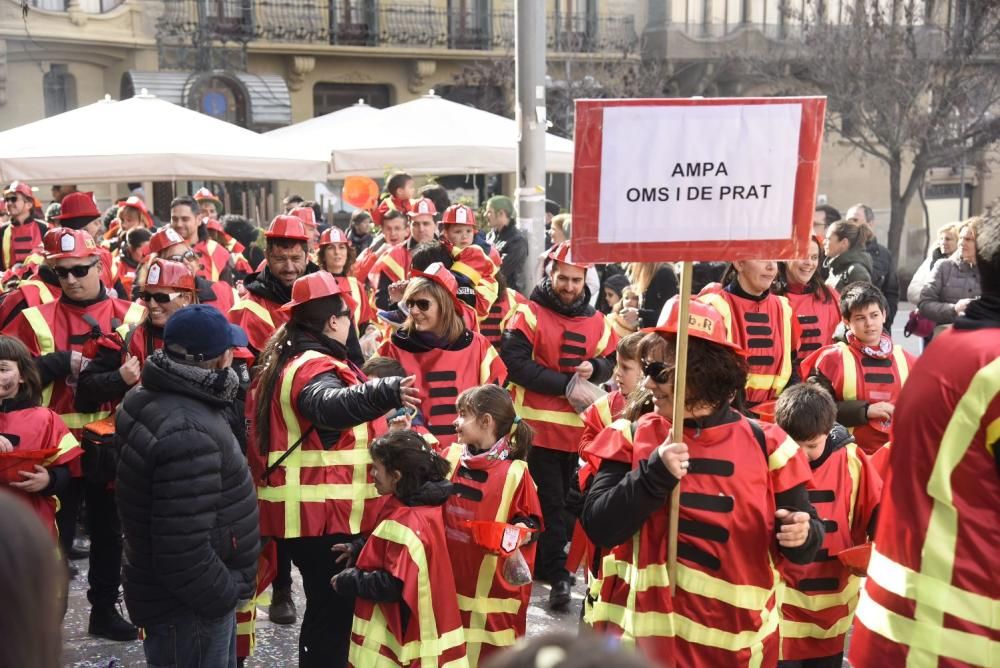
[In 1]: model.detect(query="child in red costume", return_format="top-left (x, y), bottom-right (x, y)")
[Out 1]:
top-left (802, 282), bottom-right (916, 455)
top-left (333, 430), bottom-right (467, 667)
top-left (774, 384), bottom-right (881, 667)
top-left (445, 384), bottom-right (542, 666)
top-left (0, 335), bottom-right (81, 540)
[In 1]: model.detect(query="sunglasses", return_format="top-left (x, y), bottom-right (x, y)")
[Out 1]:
top-left (334, 309), bottom-right (352, 319)
top-left (139, 291), bottom-right (183, 304)
top-left (3, 197), bottom-right (18, 204)
top-left (405, 298), bottom-right (432, 312)
top-left (642, 360), bottom-right (673, 384)
top-left (53, 262), bottom-right (99, 279)
top-left (165, 251), bottom-right (198, 263)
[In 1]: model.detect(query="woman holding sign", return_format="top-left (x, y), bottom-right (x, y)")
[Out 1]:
top-left (581, 298), bottom-right (823, 668)
top-left (697, 261), bottom-right (801, 411)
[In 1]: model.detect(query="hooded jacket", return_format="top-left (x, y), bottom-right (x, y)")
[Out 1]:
top-left (115, 350), bottom-right (260, 625)
top-left (824, 246), bottom-right (873, 293)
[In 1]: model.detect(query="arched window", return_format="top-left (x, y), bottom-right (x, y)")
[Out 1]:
top-left (43, 64), bottom-right (77, 117)
top-left (187, 74), bottom-right (248, 127)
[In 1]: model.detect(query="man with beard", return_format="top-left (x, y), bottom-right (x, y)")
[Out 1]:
top-left (500, 241), bottom-right (617, 610)
top-left (1, 181), bottom-right (48, 270)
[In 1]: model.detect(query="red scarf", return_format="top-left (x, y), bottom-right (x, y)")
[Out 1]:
top-left (846, 330), bottom-right (893, 360)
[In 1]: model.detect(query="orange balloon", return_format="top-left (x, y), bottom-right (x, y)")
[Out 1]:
top-left (342, 176), bottom-right (379, 210)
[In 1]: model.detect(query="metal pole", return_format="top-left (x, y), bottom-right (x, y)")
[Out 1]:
top-left (958, 149), bottom-right (966, 220)
top-left (515, 0), bottom-right (547, 290)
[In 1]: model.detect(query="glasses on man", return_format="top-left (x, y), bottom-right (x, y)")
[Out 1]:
top-left (642, 360), bottom-right (673, 384)
top-left (53, 262), bottom-right (99, 279)
top-left (3, 197), bottom-right (19, 204)
top-left (165, 251), bottom-right (198, 263)
top-left (138, 291), bottom-right (183, 304)
top-left (405, 298), bottom-right (432, 312)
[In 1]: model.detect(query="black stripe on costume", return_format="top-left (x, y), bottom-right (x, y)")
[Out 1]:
top-left (863, 373), bottom-right (895, 384)
top-left (801, 328), bottom-right (821, 338)
top-left (456, 467), bottom-right (488, 483)
top-left (679, 519), bottom-right (730, 543)
top-left (680, 492), bottom-right (734, 513)
top-left (748, 355), bottom-right (775, 366)
top-left (860, 357), bottom-right (893, 368)
top-left (744, 312), bottom-right (770, 323)
top-left (564, 331), bottom-right (587, 343)
top-left (812, 549), bottom-right (837, 563)
top-left (746, 325), bottom-right (772, 336)
top-left (425, 371), bottom-right (457, 382)
top-left (747, 338), bottom-right (775, 349)
top-left (451, 482), bottom-right (483, 501)
top-left (428, 387), bottom-right (458, 398)
top-left (428, 404), bottom-right (457, 417)
top-left (561, 344), bottom-right (588, 356)
top-left (68, 333), bottom-right (94, 345)
top-left (822, 519), bottom-right (839, 533)
top-left (798, 577), bottom-right (841, 592)
top-left (559, 358), bottom-right (583, 368)
top-left (678, 542), bottom-right (721, 571)
top-left (797, 315), bottom-right (819, 324)
top-left (688, 458), bottom-right (734, 477)
top-left (428, 424), bottom-right (456, 436)
top-left (800, 343), bottom-right (821, 353)
top-left (808, 489), bottom-right (836, 503)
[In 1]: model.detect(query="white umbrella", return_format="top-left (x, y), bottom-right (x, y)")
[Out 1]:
top-left (265, 100), bottom-right (382, 162)
top-left (329, 92), bottom-right (575, 177)
top-left (0, 92), bottom-right (328, 183)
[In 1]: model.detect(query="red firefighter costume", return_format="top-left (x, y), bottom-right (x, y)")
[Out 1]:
top-left (368, 242), bottom-right (410, 292)
top-left (0, 277), bottom-right (60, 327)
top-left (191, 236), bottom-right (232, 283)
top-left (849, 326), bottom-right (1000, 668)
top-left (228, 289), bottom-right (288, 354)
top-left (697, 288), bottom-right (799, 406)
top-left (370, 193), bottom-right (411, 228)
top-left (783, 287), bottom-right (841, 356)
top-left (801, 340), bottom-right (915, 455)
top-left (1, 180), bottom-right (48, 270)
top-left (778, 437), bottom-right (882, 661)
top-left (444, 455), bottom-right (541, 665)
top-left (247, 350), bottom-right (388, 539)
top-left (349, 496), bottom-right (468, 667)
top-left (584, 412), bottom-right (813, 667)
top-left (442, 205), bottom-right (500, 319)
top-left (505, 302), bottom-right (616, 452)
top-left (479, 288), bottom-right (524, 350)
top-left (0, 405), bottom-right (81, 537)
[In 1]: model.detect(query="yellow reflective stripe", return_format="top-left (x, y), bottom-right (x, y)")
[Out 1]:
top-left (595, 394), bottom-right (614, 428)
top-left (123, 302), bottom-right (146, 325)
top-left (479, 345), bottom-right (500, 382)
top-left (780, 602), bottom-right (857, 639)
top-left (1, 225), bottom-right (11, 267)
top-left (232, 298), bottom-right (275, 328)
top-left (379, 254), bottom-right (406, 282)
top-left (908, 357), bottom-right (1000, 666)
top-left (462, 626), bottom-right (516, 646)
top-left (601, 555), bottom-right (775, 611)
top-left (204, 239), bottom-right (221, 281)
top-left (276, 350), bottom-right (323, 537)
top-left (838, 342), bottom-right (858, 401)
top-left (266, 448), bottom-right (372, 467)
top-left (892, 344), bottom-right (909, 385)
top-left (595, 318), bottom-right (613, 355)
top-left (610, 418), bottom-right (635, 444)
top-left (774, 296), bottom-right (793, 393)
top-left (746, 373), bottom-right (782, 391)
top-left (45, 431), bottom-right (81, 465)
top-left (516, 303), bottom-right (537, 331)
top-left (782, 576), bottom-right (861, 611)
top-left (464, 460), bottom-right (528, 665)
top-left (987, 417), bottom-right (1000, 457)
top-left (699, 293), bottom-right (734, 343)
top-left (867, 548), bottom-right (1000, 632)
top-left (451, 260), bottom-right (482, 285)
top-left (516, 401), bottom-right (583, 428)
top-left (22, 306), bottom-right (55, 355)
top-left (845, 442), bottom-right (863, 529)
top-left (19, 280), bottom-right (55, 304)
top-left (346, 422), bottom-right (371, 534)
top-left (349, 624), bottom-right (467, 666)
top-left (60, 411), bottom-right (111, 430)
top-left (855, 589), bottom-right (999, 666)
top-left (767, 436), bottom-right (800, 472)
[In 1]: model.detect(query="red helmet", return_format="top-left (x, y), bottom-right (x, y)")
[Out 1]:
top-left (54, 191), bottom-right (101, 221)
top-left (545, 241), bottom-right (591, 270)
top-left (3, 181), bottom-right (33, 201)
top-left (118, 195), bottom-right (155, 228)
top-left (142, 258), bottom-right (196, 292)
top-left (411, 262), bottom-right (465, 314)
top-left (441, 204), bottom-right (476, 227)
top-left (204, 218), bottom-right (225, 234)
top-left (148, 227), bottom-right (187, 255)
top-left (288, 206), bottom-right (318, 228)
top-left (280, 271), bottom-right (356, 313)
top-left (193, 187), bottom-right (222, 205)
top-left (642, 297), bottom-right (747, 356)
top-left (43, 228), bottom-right (100, 261)
top-left (318, 226), bottom-right (351, 248)
top-left (265, 215), bottom-right (310, 241)
top-left (407, 197), bottom-right (437, 219)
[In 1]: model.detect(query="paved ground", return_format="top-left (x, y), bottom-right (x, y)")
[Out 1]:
top-left (62, 305), bottom-right (918, 666)
top-left (62, 559), bottom-right (587, 667)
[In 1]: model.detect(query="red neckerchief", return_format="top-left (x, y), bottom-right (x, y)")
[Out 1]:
top-left (846, 330), bottom-right (893, 360)
top-left (461, 437), bottom-right (511, 465)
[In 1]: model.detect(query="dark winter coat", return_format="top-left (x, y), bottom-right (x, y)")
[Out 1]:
top-left (824, 246), bottom-right (873, 293)
top-left (865, 239), bottom-right (900, 325)
top-left (487, 222), bottom-right (529, 294)
top-left (115, 350), bottom-right (260, 626)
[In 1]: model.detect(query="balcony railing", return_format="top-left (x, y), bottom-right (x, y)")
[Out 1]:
top-left (30, 0), bottom-right (125, 12)
top-left (157, 2), bottom-right (638, 54)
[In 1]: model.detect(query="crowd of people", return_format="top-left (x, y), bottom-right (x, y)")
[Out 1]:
top-left (0, 174), bottom-right (995, 668)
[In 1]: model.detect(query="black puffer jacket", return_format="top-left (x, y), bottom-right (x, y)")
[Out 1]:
top-left (116, 350), bottom-right (260, 626)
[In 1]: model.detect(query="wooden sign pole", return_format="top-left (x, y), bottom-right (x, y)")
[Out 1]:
top-left (667, 260), bottom-right (693, 595)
